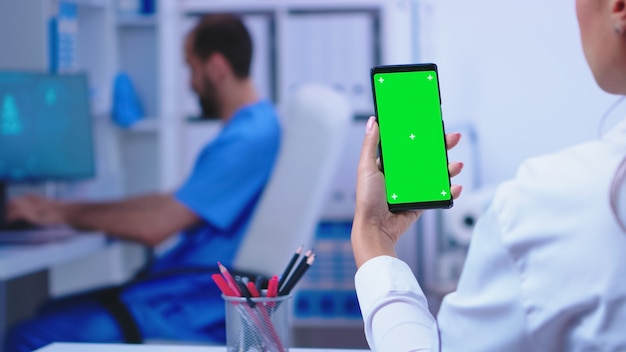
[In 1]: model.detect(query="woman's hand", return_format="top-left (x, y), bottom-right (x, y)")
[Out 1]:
top-left (351, 116), bottom-right (464, 268)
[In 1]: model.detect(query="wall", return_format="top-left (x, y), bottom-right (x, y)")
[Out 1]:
top-left (412, 0), bottom-right (626, 308)
top-left (0, 0), bottom-right (50, 70)
top-left (419, 0), bottom-right (619, 187)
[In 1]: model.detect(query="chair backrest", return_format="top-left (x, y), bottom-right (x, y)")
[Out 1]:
top-left (233, 84), bottom-right (352, 277)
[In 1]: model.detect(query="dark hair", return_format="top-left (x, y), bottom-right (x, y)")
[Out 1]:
top-left (191, 14), bottom-right (253, 79)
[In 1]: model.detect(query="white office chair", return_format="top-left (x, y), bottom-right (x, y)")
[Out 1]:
top-left (144, 84), bottom-right (350, 345)
top-left (233, 83), bottom-right (352, 277)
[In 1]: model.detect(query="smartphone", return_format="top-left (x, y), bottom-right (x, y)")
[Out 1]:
top-left (371, 63), bottom-right (453, 211)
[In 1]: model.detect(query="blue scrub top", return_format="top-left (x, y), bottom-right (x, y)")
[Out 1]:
top-left (154, 100), bottom-right (281, 271)
top-left (120, 100), bottom-right (281, 342)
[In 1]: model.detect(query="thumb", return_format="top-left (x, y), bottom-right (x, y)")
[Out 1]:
top-left (358, 116), bottom-right (380, 173)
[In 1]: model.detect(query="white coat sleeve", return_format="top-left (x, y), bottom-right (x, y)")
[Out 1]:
top-left (355, 255), bottom-right (439, 352)
top-left (355, 208), bottom-right (534, 352)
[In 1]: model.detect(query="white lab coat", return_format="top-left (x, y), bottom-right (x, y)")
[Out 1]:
top-left (355, 119), bottom-right (626, 352)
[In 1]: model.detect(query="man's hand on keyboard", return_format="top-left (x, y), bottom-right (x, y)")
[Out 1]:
top-left (7, 195), bottom-right (66, 227)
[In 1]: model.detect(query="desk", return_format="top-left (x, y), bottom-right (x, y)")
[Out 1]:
top-left (35, 342), bottom-right (370, 352)
top-left (0, 232), bottom-right (106, 280)
top-left (0, 233), bottom-right (107, 349)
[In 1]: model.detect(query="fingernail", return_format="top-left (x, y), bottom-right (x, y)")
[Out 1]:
top-left (366, 116), bottom-right (375, 133)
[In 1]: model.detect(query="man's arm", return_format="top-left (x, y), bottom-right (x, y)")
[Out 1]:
top-left (7, 194), bottom-right (201, 246)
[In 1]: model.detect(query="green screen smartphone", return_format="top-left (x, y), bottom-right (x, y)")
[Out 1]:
top-left (371, 63), bottom-right (453, 211)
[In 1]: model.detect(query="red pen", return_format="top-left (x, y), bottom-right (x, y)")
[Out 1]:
top-left (267, 275), bottom-right (279, 297)
top-left (247, 281), bottom-right (261, 298)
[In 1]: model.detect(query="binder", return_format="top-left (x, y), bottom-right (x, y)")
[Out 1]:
top-left (49, 1), bottom-right (78, 73)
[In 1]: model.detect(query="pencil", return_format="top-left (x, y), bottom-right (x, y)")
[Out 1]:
top-left (279, 249), bottom-right (311, 292)
top-left (278, 245), bottom-right (303, 290)
top-left (279, 253), bottom-right (315, 296)
top-left (218, 261), bottom-right (241, 296)
top-left (211, 273), bottom-right (236, 296)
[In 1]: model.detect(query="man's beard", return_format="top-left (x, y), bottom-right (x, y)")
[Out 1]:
top-left (199, 95), bottom-right (220, 120)
top-left (198, 78), bottom-right (221, 119)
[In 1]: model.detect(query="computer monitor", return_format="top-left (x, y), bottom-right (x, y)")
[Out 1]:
top-left (0, 71), bottom-right (95, 224)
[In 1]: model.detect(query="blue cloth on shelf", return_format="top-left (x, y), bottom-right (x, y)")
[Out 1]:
top-left (112, 72), bottom-right (144, 128)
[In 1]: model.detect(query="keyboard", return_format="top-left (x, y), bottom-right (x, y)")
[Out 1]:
top-left (0, 219), bottom-right (41, 231)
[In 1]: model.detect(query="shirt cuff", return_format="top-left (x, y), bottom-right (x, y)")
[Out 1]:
top-left (354, 255), bottom-right (426, 318)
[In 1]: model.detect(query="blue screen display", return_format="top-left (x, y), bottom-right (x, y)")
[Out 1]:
top-left (0, 71), bottom-right (95, 181)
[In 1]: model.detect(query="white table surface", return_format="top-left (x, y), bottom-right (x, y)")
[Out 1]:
top-left (0, 232), bottom-right (106, 280)
top-left (35, 343), bottom-right (370, 352)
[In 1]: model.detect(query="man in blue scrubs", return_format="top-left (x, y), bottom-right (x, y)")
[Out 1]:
top-left (5, 14), bottom-right (281, 350)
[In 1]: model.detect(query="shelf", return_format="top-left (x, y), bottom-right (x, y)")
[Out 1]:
top-left (116, 14), bottom-right (158, 27)
top-left (123, 117), bottom-right (159, 133)
top-left (91, 115), bottom-right (158, 133)
top-left (182, 0), bottom-right (389, 12)
top-left (73, 0), bottom-right (108, 7)
top-left (181, 1), bottom-right (276, 13)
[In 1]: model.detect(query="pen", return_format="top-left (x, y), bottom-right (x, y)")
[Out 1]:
top-left (247, 281), bottom-right (261, 298)
top-left (267, 275), bottom-right (279, 297)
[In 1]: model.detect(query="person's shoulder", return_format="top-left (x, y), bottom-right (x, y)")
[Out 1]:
top-left (213, 101), bottom-right (281, 156)
top-left (519, 118), bottom-right (626, 184)
top-left (237, 100), bottom-right (280, 122)
top-left (230, 100), bottom-right (280, 133)
top-left (485, 127), bottom-right (626, 346)
top-left (512, 132), bottom-right (626, 199)
top-left (489, 133), bottom-right (626, 243)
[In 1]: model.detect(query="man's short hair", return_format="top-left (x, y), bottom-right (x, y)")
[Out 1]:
top-left (191, 14), bottom-right (253, 79)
